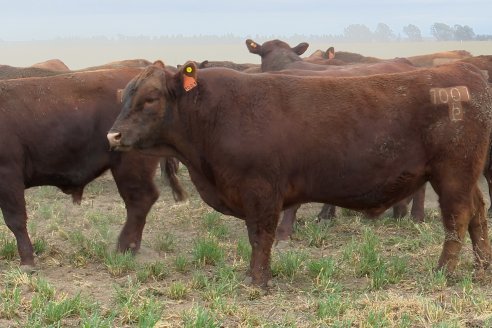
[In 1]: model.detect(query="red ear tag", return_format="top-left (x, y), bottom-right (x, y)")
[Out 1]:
top-left (183, 75), bottom-right (197, 91)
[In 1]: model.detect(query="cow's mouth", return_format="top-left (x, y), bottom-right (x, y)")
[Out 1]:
top-left (110, 144), bottom-right (132, 152)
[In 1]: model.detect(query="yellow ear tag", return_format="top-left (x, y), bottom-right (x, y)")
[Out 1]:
top-left (183, 66), bottom-right (197, 92)
top-left (250, 42), bottom-right (257, 48)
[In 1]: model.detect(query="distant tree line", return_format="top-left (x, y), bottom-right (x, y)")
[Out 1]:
top-left (341, 22), bottom-right (491, 42)
top-left (7, 22), bottom-right (489, 44)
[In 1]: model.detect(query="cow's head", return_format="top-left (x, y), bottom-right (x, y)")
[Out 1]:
top-left (246, 39), bottom-right (309, 71)
top-left (107, 60), bottom-right (198, 152)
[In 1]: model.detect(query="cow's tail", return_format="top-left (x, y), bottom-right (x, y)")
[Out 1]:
top-left (164, 158), bottom-right (188, 202)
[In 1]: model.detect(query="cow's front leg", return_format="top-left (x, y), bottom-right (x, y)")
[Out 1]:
top-left (111, 153), bottom-right (159, 253)
top-left (246, 217), bottom-right (278, 287)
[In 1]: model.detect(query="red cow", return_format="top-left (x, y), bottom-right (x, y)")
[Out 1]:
top-left (0, 68), bottom-right (185, 268)
top-left (108, 61), bottom-right (492, 287)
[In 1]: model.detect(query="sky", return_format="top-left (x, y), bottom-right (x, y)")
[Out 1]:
top-left (0, 0), bottom-right (490, 41)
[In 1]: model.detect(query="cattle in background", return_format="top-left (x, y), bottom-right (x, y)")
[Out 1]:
top-left (460, 55), bottom-right (492, 83)
top-left (198, 60), bottom-right (259, 72)
top-left (270, 57), bottom-right (416, 77)
top-left (0, 59), bottom-right (182, 192)
top-left (308, 46), bottom-right (335, 60)
top-left (79, 59), bottom-right (153, 71)
top-left (0, 59), bottom-right (153, 80)
top-left (406, 50), bottom-right (472, 67)
top-left (0, 67), bottom-right (186, 268)
top-left (0, 64), bottom-right (60, 79)
top-left (305, 46), bottom-right (381, 65)
top-left (246, 38), bottom-right (332, 71)
top-left (108, 60), bottom-right (492, 287)
top-left (30, 59), bottom-right (70, 72)
top-left (458, 55), bottom-right (492, 213)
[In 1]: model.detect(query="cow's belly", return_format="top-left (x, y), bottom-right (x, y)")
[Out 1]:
top-left (288, 158), bottom-right (427, 211)
top-left (24, 153), bottom-right (110, 190)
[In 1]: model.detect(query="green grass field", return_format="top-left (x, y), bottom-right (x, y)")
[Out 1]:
top-left (1, 167), bottom-right (492, 327)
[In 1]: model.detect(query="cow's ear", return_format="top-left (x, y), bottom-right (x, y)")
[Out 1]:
top-left (246, 39), bottom-right (262, 55)
top-left (153, 60), bottom-right (165, 69)
top-left (199, 60), bottom-right (209, 68)
top-left (292, 42), bottom-right (309, 55)
top-left (180, 61), bottom-right (198, 92)
top-left (327, 47), bottom-right (335, 59)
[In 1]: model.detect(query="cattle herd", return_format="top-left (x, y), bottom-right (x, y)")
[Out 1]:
top-left (1, 39), bottom-right (492, 288)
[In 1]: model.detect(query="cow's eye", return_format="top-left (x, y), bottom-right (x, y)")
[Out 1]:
top-left (145, 97), bottom-right (159, 104)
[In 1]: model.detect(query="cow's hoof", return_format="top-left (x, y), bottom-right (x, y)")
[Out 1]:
top-left (243, 276), bottom-right (274, 289)
top-left (19, 264), bottom-right (37, 274)
top-left (274, 239), bottom-right (290, 252)
top-left (118, 242), bottom-right (139, 254)
top-left (243, 276), bottom-right (253, 286)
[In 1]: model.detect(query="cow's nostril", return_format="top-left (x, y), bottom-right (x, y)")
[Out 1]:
top-left (107, 132), bottom-right (122, 146)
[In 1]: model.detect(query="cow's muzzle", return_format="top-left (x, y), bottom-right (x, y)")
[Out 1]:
top-left (107, 131), bottom-right (123, 150)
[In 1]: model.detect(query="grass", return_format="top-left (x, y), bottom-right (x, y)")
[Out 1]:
top-left (192, 236), bottom-right (225, 266)
top-left (182, 306), bottom-right (221, 328)
top-left (136, 261), bottom-right (169, 283)
top-left (1, 174), bottom-right (492, 327)
top-left (0, 238), bottom-right (17, 260)
top-left (272, 250), bottom-right (306, 280)
top-left (168, 281), bottom-right (188, 300)
top-left (154, 232), bottom-right (176, 253)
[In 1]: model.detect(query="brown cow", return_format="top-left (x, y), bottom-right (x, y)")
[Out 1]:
top-left (270, 58), bottom-right (416, 77)
top-left (407, 50), bottom-right (472, 67)
top-left (459, 55), bottom-right (492, 213)
top-left (0, 60), bottom-right (182, 191)
top-left (246, 38), bottom-right (332, 71)
top-left (0, 67), bottom-right (185, 268)
top-left (79, 59), bottom-right (153, 71)
top-left (108, 61), bottom-right (492, 287)
top-left (198, 60), bottom-right (259, 72)
top-left (0, 65), bottom-right (60, 79)
top-left (305, 47), bottom-right (381, 65)
top-left (31, 59), bottom-right (70, 72)
top-left (307, 47), bottom-right (336, 60)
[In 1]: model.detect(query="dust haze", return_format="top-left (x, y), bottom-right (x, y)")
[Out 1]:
top-left (1, 39), bottom-right (492, 70)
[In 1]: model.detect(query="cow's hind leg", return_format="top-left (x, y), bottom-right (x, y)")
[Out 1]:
top-left (410, 184), bottom-right (426, 222)
top-left (111, 153), bottom-right (159, 253)
top-left (433, 181), bottom-right (475, 274)
top-left (467, 185), bottom-right (491, 272)
top-left (392, 198), bottom-right (410, 218)
top-left (276, 204), bottom-right (300, 241)
top-left (317, 204), bottom-right (337, 221)
top-left (0, 181), bottom-right (34, 267)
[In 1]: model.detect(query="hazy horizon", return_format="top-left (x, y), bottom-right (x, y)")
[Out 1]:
top-left (0, 0), bottom-right (491, 41)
